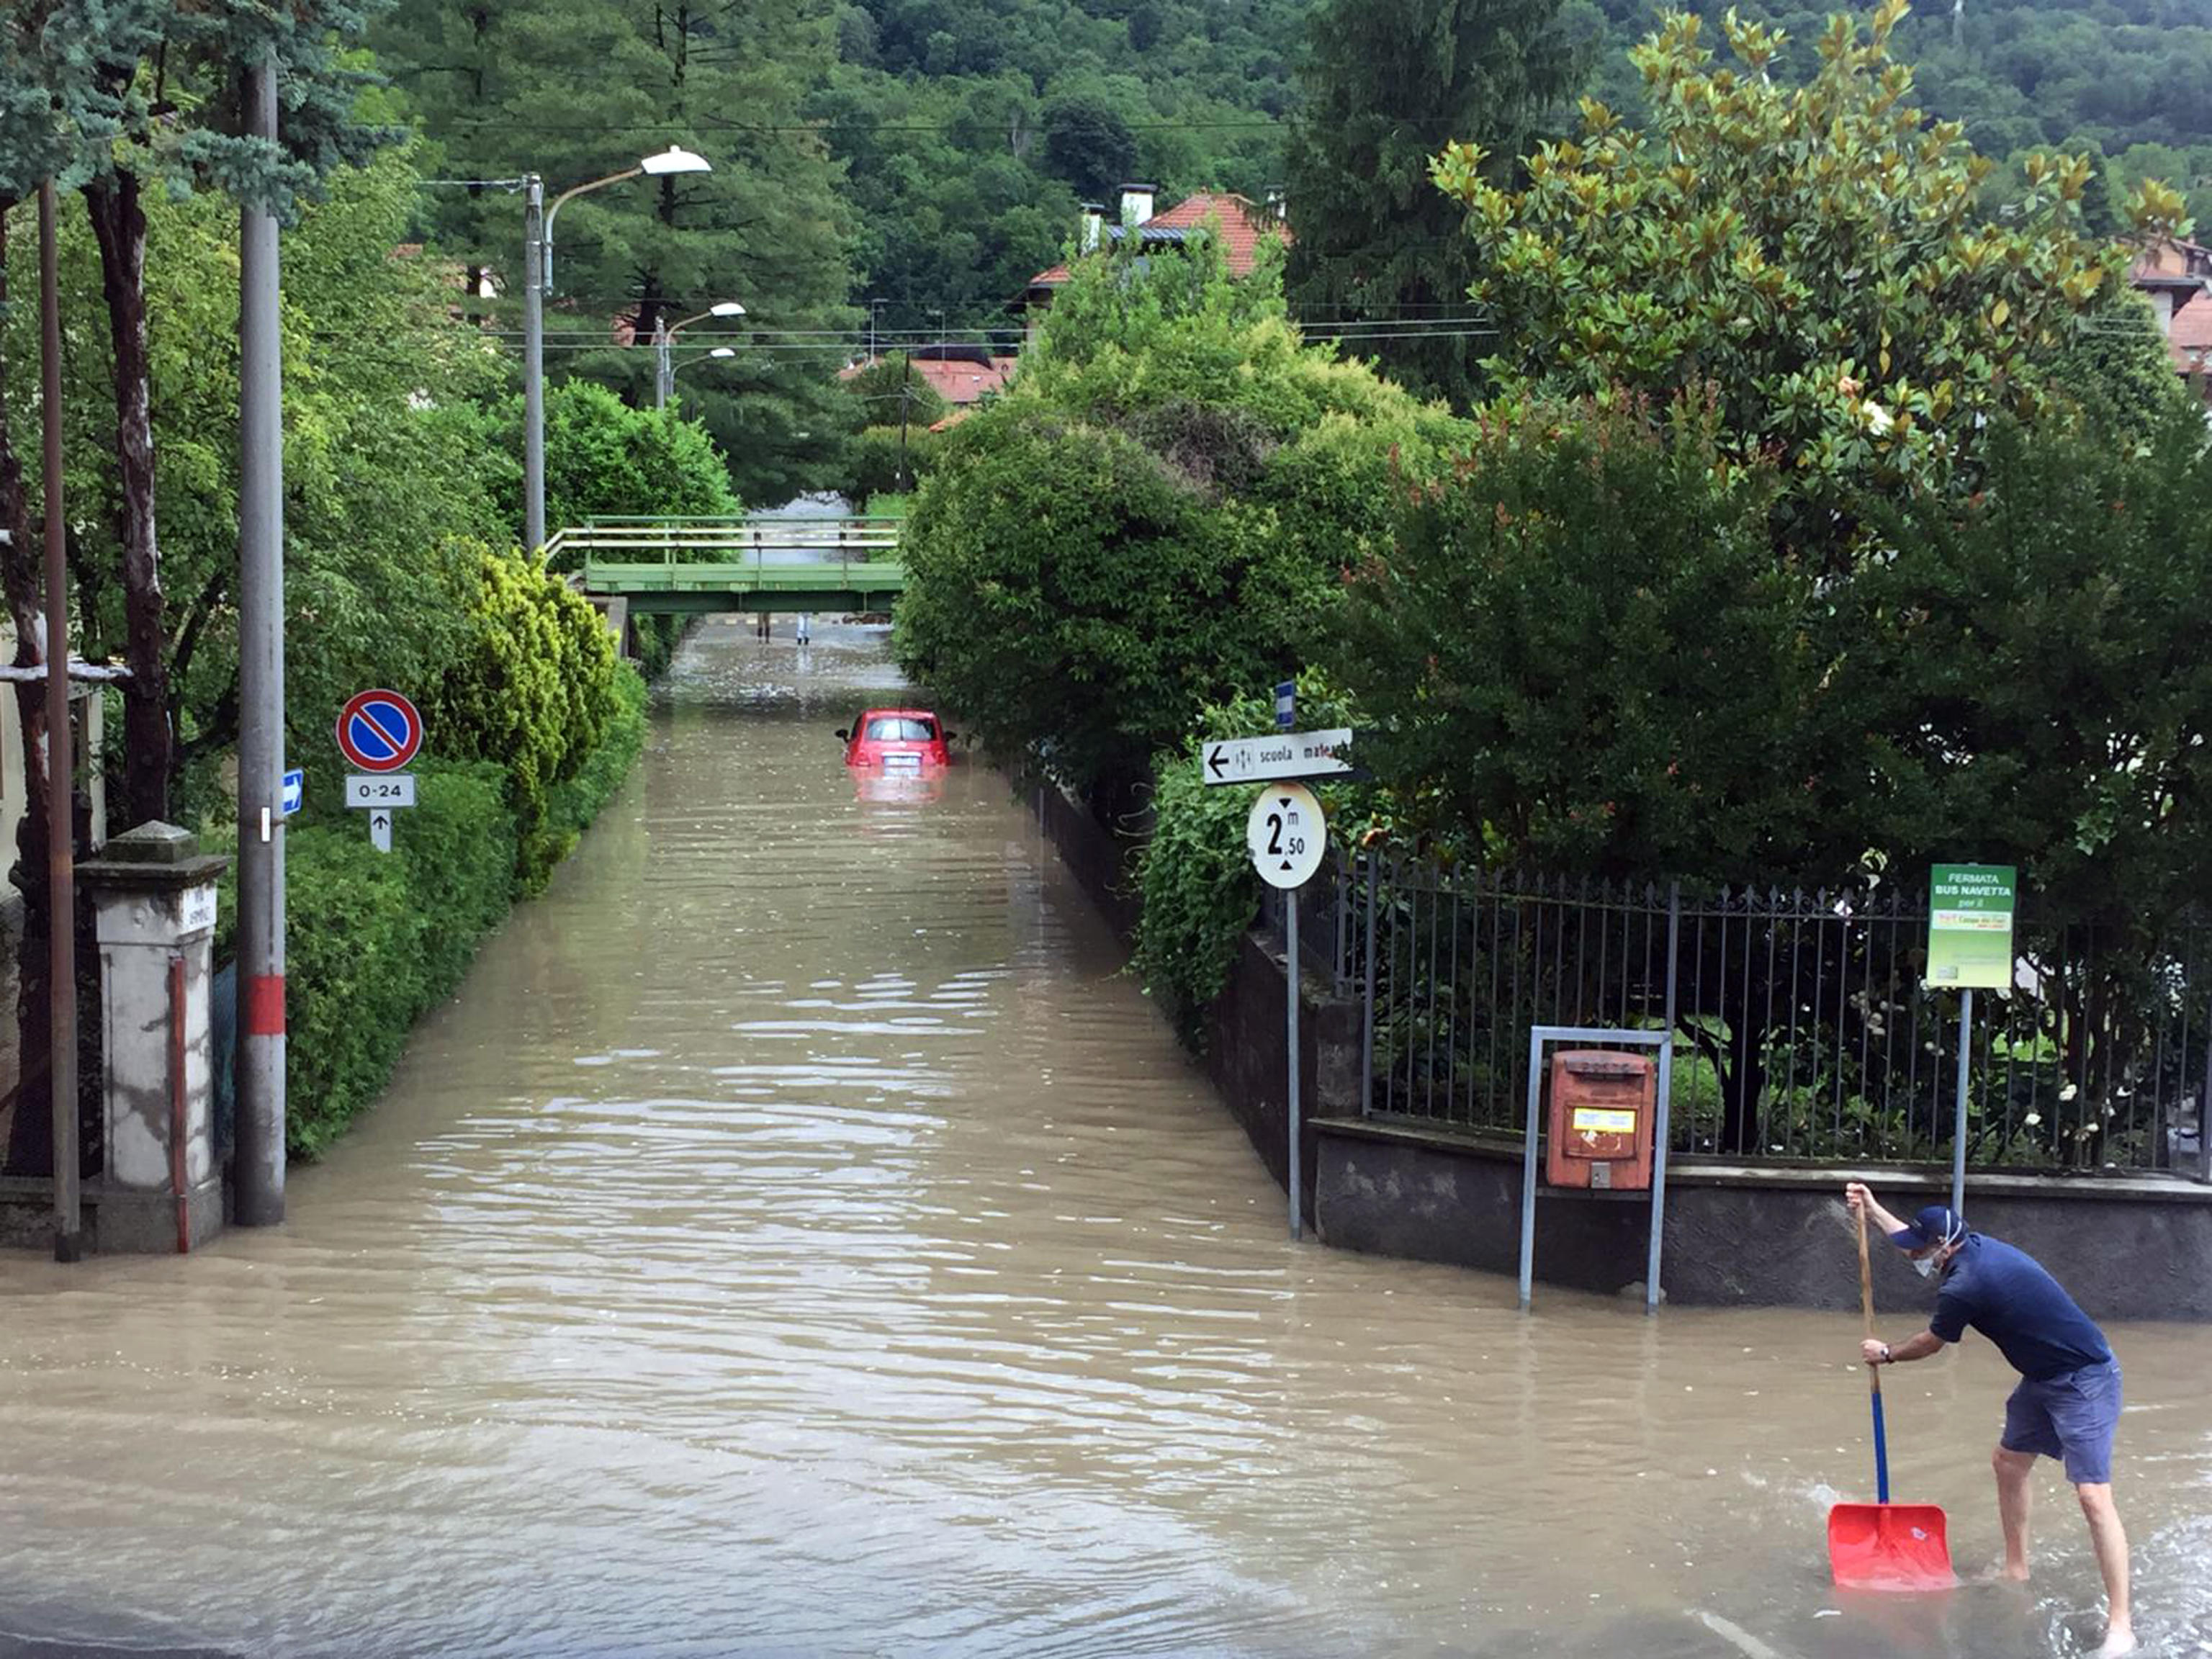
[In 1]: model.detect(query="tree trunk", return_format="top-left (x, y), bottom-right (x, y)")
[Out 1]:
top-left (0, 202), bottom-right (57, 1175)
top-left (83, 168), bottom-right (172, 827)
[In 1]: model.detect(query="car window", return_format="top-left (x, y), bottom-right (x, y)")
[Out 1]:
top-left (865, 717), bottom-right (936, 742)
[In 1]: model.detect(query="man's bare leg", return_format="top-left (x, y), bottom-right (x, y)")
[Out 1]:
top-left (1993, 1446), bottom-right (2037, 1581)
top-left (2076, 1482), bottom-right (2134, 1657)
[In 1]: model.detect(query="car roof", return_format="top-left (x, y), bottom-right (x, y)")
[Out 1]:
top-left (857, 707), bottom-right (940, 721)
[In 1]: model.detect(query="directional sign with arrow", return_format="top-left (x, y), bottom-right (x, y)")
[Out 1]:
top-left (369, 809), bottom-right (394, 855)
top-left (1203, 727), bottom-right (1354, 787)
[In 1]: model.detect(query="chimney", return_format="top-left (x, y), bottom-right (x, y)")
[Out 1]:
top-left (1118, 183), bottom-right (1156, 228)
top-left (1080, 201), bottom-right (1105, 253)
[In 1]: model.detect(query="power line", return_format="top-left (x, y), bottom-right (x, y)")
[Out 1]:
top-left (427, 113), bottom-right (1290, 138)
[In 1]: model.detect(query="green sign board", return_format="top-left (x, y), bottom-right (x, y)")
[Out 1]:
top-left (1927, 864), bottom-right (2017, 989)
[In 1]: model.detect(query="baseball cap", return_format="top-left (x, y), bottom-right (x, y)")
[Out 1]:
top-left (1889, 1204), bottom-right (1966, 1251)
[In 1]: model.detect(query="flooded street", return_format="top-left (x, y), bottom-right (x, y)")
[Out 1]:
top-left (3, 619), bottom-right (2208, 1659)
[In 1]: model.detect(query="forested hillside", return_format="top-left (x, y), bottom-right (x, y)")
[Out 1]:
top-left (822, 0), bottom-right (2212, 331)
top-left (375, 0), bottom-right (2211, 491)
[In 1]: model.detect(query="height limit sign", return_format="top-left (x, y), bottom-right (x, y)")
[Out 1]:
top-left (1246, 783), bottom-right (1325, 891)
top-left (336, 688), bottom-right (424, 855)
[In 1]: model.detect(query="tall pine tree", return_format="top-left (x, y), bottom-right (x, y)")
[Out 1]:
top-left (379, 0), bottom-right (857, 508)
top-left (1280, 0), bottom-right (1578, 407)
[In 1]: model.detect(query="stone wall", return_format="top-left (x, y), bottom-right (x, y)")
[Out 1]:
top-left (1313, 1118), bottom-right (2212, 1322)
top-left (1022, 772), bottom-right (2212, 1321)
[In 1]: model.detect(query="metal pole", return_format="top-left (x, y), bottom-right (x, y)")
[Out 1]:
top-left (2199, 1002), bottom-right (2211, 1185)
top-left (1287, 893), bottom-right (1303, 1240)
top-left (522, 174), bottom-right (546, 552)
top-left (1645, 882), bottom-right (1682, 1315)
top-left (1519, 1029), bottom-right (1543, 1310)
top-left (38, 179), bottom-right (81, 1264)
top-left (897, 354), bottom-right (911, 490)
top-left (1360, 852), bottom-right (1378, 1118)
top-left (1951, 987), bottom-right (1974, 1217)
top-left (654, 316), bottom-right (670, 412)
top-left (234, 62), bottom-right (287, 1228)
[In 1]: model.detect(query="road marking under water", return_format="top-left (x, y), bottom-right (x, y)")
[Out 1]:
top-left (1694, 1609), bottom-right (1796, 1659)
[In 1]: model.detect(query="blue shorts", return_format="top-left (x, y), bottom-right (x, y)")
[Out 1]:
top-left (2002, 1359), bottom-right (2122, 1485)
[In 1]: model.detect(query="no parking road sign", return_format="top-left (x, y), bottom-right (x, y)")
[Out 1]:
top-left (336, 689), bottom-right (423, 774)
top-left (338, 688), bottom-right (424, 855)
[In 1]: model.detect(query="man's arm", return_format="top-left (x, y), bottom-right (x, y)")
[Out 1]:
top-left (1845, 1180), bottom-right (1908, 1240)
top-left (1861, 1329), bottom-right (1948, 1367)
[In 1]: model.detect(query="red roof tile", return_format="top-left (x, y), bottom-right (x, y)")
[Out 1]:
top-left (2168, 293), bottom-right (2212, 375)
top-left (837, 354), bottom-right (1017, 406)
top-left (1028, 192), bottom-right (1289, 289)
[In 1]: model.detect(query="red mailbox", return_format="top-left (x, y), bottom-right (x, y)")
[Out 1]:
top-left (1545, 1049), bottom-right (1657, 1190)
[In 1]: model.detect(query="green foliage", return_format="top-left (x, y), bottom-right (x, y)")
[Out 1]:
top-left (374, 0), bottom-right (856, 506)
top-left (543, 665), bottom-right (649, 853)
top-left (1282, 0), bottom-right (1581, 405)
top-left (839, 423), bottom-right (942, 506)
top-left (842, 351), bottom-right (950, 426)
top-left (428, 542), bottom-right (623, 895)
top-left (210, 672), bottom-right (645, 1158)
top-left (1334, 385), bottom-right (2212, 940)
top-left (2048, 289), bottom-right (2202, 443)
top-left (1, 146), bottom-right (506, 818)
top-left (803, 0), bottom-right (1297, 331)
top-left (0, 0), bottom-right (397, 213)
top-left (895, 245), bottom-right (1469, 804)
top-left (495, 382), bottom-right (742, 562)
top-left (214, 760), bottom-right (516, 1157)
top-left (1836, 403), bottom-right (2212, 939)
top-left (1333, 394), bottom-right (1829, 879)
top-left (1133, 673), bottom-right (1370, 1039)
top-left (1433, 4), bottom-right (2185, 552)
top-left (895, 408), bottom-right (1223, 799)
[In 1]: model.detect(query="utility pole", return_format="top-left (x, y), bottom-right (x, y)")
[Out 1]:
top-left (653, 314), bottom-right (672, 411)
top-left (38, 179), bottom-right (80, 1263)
top-left (898, 352), bottom-right (912, 492)
top-left (522, 173), bottom-right (547, 552)
top-left (235, 61), bottom-right (287, 1228)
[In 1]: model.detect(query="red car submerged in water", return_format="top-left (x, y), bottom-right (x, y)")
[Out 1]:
top-left (837, 707), bottom-right (953, 773)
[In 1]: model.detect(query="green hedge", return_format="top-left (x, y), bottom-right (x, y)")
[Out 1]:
top-left (543, 665), bottom-right (647, 860)
top-left (213, 665), bottom-right (648, 1156)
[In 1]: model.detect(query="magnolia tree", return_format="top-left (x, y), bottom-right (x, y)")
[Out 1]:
top-left (1430, 0), bottom-right (2188, 562)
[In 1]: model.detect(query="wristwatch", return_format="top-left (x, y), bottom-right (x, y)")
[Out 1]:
top-left (1879, 1344), bottom-right (1894, 1364)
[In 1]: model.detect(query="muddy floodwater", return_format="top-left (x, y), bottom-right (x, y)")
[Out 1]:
top-left (3, 619), bottom-right (2208, 1659)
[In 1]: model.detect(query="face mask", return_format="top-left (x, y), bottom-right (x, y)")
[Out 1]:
top-left (1914, 1255), bottom-right (1939, 1280)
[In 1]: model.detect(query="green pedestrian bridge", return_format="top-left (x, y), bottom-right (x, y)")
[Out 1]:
top-left (551, 516), bottom-right (907, 616)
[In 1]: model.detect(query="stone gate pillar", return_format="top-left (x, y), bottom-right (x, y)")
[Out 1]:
top-left (80, 822), bottom-right (228, 1253)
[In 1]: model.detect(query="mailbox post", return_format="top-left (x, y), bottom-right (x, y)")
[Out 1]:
top-left (80, 823), bottom-right (228, 1253)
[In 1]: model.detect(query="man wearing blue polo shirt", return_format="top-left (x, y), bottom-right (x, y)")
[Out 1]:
top-left (1845, 1182), bottom-right (2132, 1657)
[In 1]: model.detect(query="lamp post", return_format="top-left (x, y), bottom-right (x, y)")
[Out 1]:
top-left (522, 145), bottom-right (711, 550)
top-left (655, 300), bottom-right (745, 410)
top-left (664, 346), bottom-right (736, 415)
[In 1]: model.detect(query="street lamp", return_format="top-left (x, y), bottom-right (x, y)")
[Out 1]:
top-left (522, 145), bottom-right (712, 550)
top-left (664, 346), bottom-right (737, 417)
top-left (655, 299), bottom-right (745, 410)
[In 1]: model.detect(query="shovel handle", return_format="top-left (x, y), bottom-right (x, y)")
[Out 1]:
top-left (1856, 1201), bottom-right (1890, 1503)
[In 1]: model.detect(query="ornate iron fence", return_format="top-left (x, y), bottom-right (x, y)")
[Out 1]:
top-left (1342, 854), bottom-right (2211, 1179)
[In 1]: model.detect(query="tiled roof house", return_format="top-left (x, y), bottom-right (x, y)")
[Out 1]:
top-left (1018, 185), bottom-right (1290, 344)
top-left (2128, 234), bottom-right (2212, 395)
top-left (837, 346), bottom-right (1017, 408)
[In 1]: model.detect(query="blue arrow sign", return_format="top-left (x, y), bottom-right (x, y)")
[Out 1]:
top-left (281, 768), bottom-right (304, 817)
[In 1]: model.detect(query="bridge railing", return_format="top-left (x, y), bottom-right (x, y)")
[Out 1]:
top-left (553, 516), bottom-right (907, 600)
top-left (547, 517), bottom-right (904, 590)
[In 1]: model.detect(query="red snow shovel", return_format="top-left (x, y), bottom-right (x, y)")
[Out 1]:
top-left (1827, 1205), bottom-right (1956, 1591)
